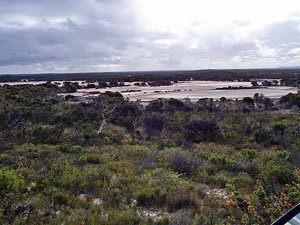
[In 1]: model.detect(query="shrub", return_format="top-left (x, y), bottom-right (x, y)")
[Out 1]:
top-left (86, 154), bottom-right (101, 164)
top-left (102, 91), bottom-right (124, 99)
top-left (242, 97), bottom-right (254, 104)
top-left (135, 145), bottom-right (149, 156)
top-left (208, 153), bottom-right (239, 172)
top-left (165, 98), bottom-right (190, 112)
top-left (0, 169), bottom-right (24, 198)
top-left (135, 188), bottom-right (160, 207)
top-left (98, 130), bottom-right (123, 145)
top-left (79, 154), bottom-right (101, 165)
top-left (280, 93), bottom-right (300, 107)
top-left (254, 128), bottom-right (276, 145)
top-left (144, 113), bottom-right (165, 136)
top-left (107, 210), bottom-right (141, 225)
top-left (53, 191), bottom-right (69, 206)
top-left (262, 151), bottom-right (295, 184)
top-left (171, 155), bottom-right (201, 175)
top-left (169, 210), bottom-right (193, 225)
top-left (28, 125), bottom-right (63, 144)
top-left (59, 145), bottom-right (84, 153)
top-left (116, 102), bottom-right (141, 117)
top-left (237, 149), bottom-right (258, 162)
top-left (49, 162), bottom-right (85, 192)
top-left (184, 120), bottom-right (221, 143)
top-left (146, 99), bottom-right (164, 112)
top-left (166, 189), bottom-right (197, 211)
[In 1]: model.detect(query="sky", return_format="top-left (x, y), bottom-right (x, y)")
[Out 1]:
top-left (0, 0), bottom-right (300, 74)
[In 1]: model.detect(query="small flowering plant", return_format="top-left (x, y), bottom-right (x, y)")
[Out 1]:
top-left (221, 171), bottom-right (300, 224)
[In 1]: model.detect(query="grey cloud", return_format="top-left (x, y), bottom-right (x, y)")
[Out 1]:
top-left (259, 20), bottom-right (300, 47)
top-left (0, 1), bottom-right (300, 73)
top-left (0, 0), bottom-right (140, 69)
top-left (254, 19), bottom-right (300, 63)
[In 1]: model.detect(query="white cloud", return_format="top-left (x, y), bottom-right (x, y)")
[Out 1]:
top-left (288, 48), bottom-right (300, 55)
top-left (188, 40), bottom-right (199, 49)
top-left (154, 39), bottom-right (178, 48)
top-left (231, 56), bottom-right (242, 62)
top-left (136, 0), bottom-right (300, 32)
top-left (255, 40), bottom-right (279, 57)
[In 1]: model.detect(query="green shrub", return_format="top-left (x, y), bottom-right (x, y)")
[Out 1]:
top-left (98, 130), bottom-right (123, 145)
top-left (53, 191), bottom-right (69, 206)
top-left (208, 153), bottom-right (239, 171)
top-left (87, 154), bottom-right (101, 164)
top-left (107, 210), bottom-right (141, 225)
top-left (0, 169), bottom-right (24, 197)
top-left (135, 188), bottom-right (161, 207)
top-left (262, 151), bottom-right (295, 184)
top-left (59, 145), bottom-right (84, 153)
top-left (49, 162), bottom-right (86, 192)
top-left (237, 149), bottom-right (258, 162)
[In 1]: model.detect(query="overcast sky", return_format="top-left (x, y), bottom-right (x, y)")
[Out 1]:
top-left (1, 0), bottom-right (300, 74)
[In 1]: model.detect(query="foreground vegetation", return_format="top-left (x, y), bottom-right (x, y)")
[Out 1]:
top-left (0, 84), bottom-right (300, 225)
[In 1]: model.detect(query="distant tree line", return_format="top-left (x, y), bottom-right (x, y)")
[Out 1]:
top-left (1, 69), bottom-right (300, 83)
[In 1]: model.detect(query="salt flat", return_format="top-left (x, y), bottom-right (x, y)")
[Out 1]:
top-left (1, 80), bottom-right (298, 101)
top-left (77, 81), bottom-right (298, 101)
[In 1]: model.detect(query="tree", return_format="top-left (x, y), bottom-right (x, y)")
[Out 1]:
top-left (253, 93), bottom-right (259, 106)
top-left (62, 82), bottom-right (77, 93)
top-left (251, 80), bottom-right (259, 87)
top-left (262, 80), bottom-right (272, 86)
top-left (94, 92), bottom-right (124, 138)
top-left (98, 81), bottom-right (108, 88)
top-left (220, 97), bottom-right (227, 102)
top-left (263, 97), bottom-right (273, 110)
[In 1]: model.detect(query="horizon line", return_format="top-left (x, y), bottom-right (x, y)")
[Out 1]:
top-left (2, 66), bottom-right (300, 76)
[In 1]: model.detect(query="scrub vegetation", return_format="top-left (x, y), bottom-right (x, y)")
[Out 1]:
top-left (0, 83), bottom-right (299, 224)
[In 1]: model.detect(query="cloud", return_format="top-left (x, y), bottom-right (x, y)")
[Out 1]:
top-left (0, 0), bottom-right (300, 73)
